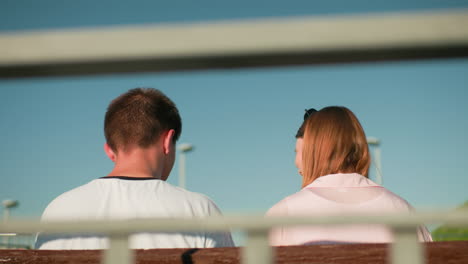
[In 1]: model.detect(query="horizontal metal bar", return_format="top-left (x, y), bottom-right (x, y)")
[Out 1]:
top-left (1, 9), bottom-right (468, 78)
top-left (1, 211), bottom-right (467, 235)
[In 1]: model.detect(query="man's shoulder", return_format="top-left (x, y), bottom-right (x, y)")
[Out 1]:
top-left (53, 180), bottom-right (99, 200)
top-left (42, 180), bottom-right (99, 218)
top-left (161, 182), bottom-right (218, 206)
top-left (155, 181), bottom-right (222, 216)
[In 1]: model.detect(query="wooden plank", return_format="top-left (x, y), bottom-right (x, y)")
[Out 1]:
top-left (1, 241), bottom-right (467, 264)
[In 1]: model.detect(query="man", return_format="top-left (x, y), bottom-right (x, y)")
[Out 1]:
top-left (36, 88), bottom-right (234, 249)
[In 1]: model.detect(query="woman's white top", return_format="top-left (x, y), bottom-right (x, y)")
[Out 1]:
top-left (266, 173), bottom-right (432, 245)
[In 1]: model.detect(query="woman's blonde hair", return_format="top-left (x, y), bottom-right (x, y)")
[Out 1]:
top-left (301, 106), bottom-right (370, 187)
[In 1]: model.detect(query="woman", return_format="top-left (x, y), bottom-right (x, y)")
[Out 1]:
top-left (267, 106), bottom-right (432, 245)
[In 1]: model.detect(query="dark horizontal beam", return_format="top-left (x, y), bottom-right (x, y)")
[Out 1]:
top-left (1, 45), bottom-right (467, 79)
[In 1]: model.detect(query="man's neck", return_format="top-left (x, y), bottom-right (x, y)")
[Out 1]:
top-left (107, 147), bottom-right (164, 179)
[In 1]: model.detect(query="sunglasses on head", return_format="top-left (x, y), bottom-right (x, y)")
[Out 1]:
top-left (303, 108), bottom-right (317, 121)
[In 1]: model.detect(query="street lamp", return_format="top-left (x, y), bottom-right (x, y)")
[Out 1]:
top-left (177, 143), bottom-right (194, 189)
top-left (367, 137), bottom-right (383, 185)
top-left (2, 199), bottom-right (18, 222)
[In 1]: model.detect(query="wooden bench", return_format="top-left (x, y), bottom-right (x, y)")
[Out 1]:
top-left (1, 241), bottom-right (467, 264)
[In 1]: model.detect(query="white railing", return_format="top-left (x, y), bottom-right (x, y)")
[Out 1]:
top-left (0, 233), bottom-right (34, 249)
top-left (1, 210), bottom-right (468, 264)
top-left (1, 8), bottom-right (468, 78)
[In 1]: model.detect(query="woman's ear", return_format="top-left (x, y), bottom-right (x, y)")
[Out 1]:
top-left (104, 143), bottom-right (117, 162)
top-left (163, 129), bottom-right (175, 155)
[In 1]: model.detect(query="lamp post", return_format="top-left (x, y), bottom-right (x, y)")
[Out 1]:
top-left (2, 199), bottom-right (19, 248)
top-left (367, 137), bottom-right (383, 185)
top-left (2, 199), bottom-right (18, 223)
top-left (178, 143), bottom-right (194, 189)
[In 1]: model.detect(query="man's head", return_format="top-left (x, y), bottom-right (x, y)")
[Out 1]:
top-left (104, 88), bottom-right (181, 153)
top-left (298, 106), bottom-right (370, 187)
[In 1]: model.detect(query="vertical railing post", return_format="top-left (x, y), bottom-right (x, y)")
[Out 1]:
top-left (103, 234), bottom-right (133, 264)
top-left (390, 226), bottom-right (423, 264)
top-left (243, 229), bottom-right (272, 264)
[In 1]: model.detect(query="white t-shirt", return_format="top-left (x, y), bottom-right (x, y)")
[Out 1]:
top-left (36, 177), bottom-right (234, 249)
top-left (266, 173), bottom-right (432, 245)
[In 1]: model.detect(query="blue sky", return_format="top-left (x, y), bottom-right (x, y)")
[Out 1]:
top-left (1, 0), bottom-right (468, 221)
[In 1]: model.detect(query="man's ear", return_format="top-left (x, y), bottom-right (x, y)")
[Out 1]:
top-left (104, 143), bottom-right (117, 162)
top-left (163, 129), bottom-right (175, 155)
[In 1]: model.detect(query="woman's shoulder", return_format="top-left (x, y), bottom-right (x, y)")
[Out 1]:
top-left (266, 189), bottom-right (322, 216)
top-left (266, 194), bottom-right (295, 216)
top-left (374, 187), bottom-right (415, 211)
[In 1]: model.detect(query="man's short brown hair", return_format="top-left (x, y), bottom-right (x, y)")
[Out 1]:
top-left (104, 88), bottom-right (181, 152)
